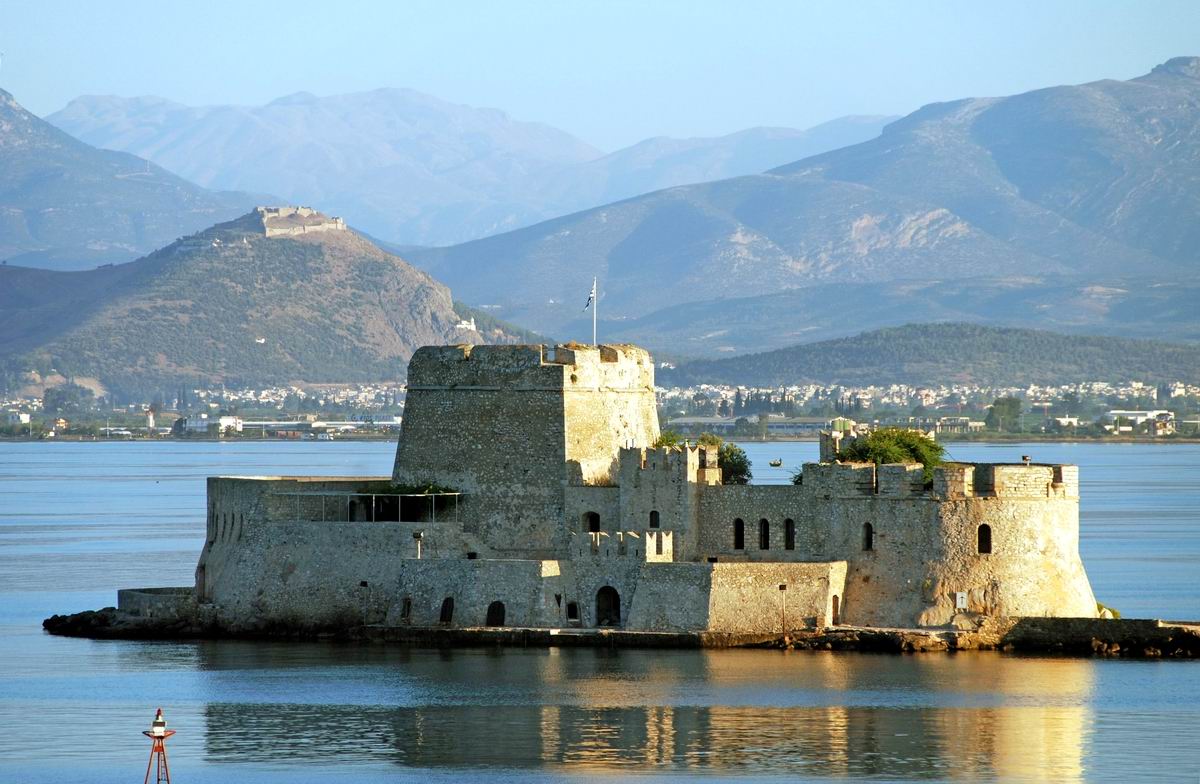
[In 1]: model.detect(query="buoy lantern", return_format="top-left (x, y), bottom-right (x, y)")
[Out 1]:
top-left (151, 708), bottom-right (167, 737)
top-left (142, 707), bottom-right (176, 783)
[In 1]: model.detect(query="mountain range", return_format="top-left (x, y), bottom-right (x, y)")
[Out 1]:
top-left (48, 90), bottom-right (892, 247)
top-left (0, 209), bottom-right (530, 396)
top-left (404, 57), bottom-right (1200, 352)
top-left (0, 89), bottom-right (263, 270)
top-left (659, 324), bottom-right (1200, 388)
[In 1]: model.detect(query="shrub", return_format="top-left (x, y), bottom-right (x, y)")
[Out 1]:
top-left (838, 427), bottom-right (946, 484)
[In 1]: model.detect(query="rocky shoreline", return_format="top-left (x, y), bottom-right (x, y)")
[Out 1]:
top-left (42, 609), bottom-right (1200, 659)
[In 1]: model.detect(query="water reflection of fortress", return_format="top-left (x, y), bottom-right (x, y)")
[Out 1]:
top-left (198, 648), bottom-right (1091, 781)
top-left (125, 343), bottom-right (1097, 634)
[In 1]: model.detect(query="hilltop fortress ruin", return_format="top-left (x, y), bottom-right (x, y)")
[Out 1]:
top-left (255, 206), bottom-right (346, 237)
top-left (101, 343), bottom-right (1100, 639)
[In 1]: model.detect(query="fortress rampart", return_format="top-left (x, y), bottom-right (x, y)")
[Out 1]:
top-left (91, 342), bottom-right (1098, 639)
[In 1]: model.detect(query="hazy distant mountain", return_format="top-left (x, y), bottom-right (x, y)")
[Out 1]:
top-left (589, 276), bottom-right (1200, 357)
top-left (48, 89), bottom-right (893, 245)
top-left (0, 88), bottom-right (260, 270)
top-left (659, 324), bottom-right (1200, 388)
top-left (406, 57), bottom-right (1200, 344)
top-left (0, 209), bottom-right (533, 395)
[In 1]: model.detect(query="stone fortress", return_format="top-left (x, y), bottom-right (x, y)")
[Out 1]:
top-left (122, 343), bottom-right (1098, 637)
top-left (255, 206), bottom-right (347, 237)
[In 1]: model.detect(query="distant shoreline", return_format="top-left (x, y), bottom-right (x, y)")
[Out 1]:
top-left (2, 434), bottom-right (1197, 445)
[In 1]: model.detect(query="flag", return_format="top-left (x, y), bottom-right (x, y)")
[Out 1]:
top-left (583, 278), bottom-right (596, 311)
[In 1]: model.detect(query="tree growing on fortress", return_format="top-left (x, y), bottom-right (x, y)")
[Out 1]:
top-left (837, 427), bottom-right (946, 484)
top-left (651, 431), bottom-right (752, 484)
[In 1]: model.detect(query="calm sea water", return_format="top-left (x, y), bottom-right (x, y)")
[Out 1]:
top-left (0, 440), bottom-right (1197, 783)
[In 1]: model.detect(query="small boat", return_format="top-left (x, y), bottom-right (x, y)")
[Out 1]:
top-left (768, 459), bottom-right (783, 467)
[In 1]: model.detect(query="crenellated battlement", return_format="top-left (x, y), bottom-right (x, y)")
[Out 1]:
top-left (796, 460), bottom-right (1079, 500)
top-left (934, 463), bottom-right (1079, 500)
top-left (405, 343), bottom-right (654, 391)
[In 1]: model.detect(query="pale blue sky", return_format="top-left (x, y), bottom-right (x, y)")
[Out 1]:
top-left (2, 1), bottom-right (1197, 150)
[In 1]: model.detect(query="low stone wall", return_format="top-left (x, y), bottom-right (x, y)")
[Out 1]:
top-left (117, 587), bottom-right (196, 619)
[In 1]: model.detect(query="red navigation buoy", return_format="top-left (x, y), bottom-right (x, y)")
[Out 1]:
top-left (141, 708), bottom-right (176, 784)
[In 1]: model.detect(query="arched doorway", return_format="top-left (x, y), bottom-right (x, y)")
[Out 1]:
top-left (486, 600), bottom-right (506, 627)
top-left (759, 518), bottom-right (770, 550)
top-left (596, 586), bottom-right (621, 627)
top-left (863, 522), bottom-right (874, 551)
top-left (583, 511), bottom-right (600, 533)
top-left (733, 518), bottom-right (745, 550)
top-left (439, 597), bottom-right (455, 624)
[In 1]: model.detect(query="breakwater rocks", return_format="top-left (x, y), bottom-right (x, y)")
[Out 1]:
top-left (42, 610), bottom-right (1200, 658)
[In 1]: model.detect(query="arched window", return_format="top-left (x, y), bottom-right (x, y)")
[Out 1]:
top-left (978, 524), bottom-right (992, 554)
top-left (439, 597), bottom-right (455, 624)
top-left (863, 523), bottom-right (874, 551)
top-left (649, 510), bottom-right (660, 528)
top-left (759, 519), bottom-right (770, 550)
top-left (583, 511), bottom-right (600, 533)
top-left (784, 519), bottom-right (795, 551)
top-left (733, 518), bottom-right (745, 550)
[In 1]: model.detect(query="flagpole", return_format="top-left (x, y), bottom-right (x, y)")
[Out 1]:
top-left (592, 276), bottom-right (597, 346)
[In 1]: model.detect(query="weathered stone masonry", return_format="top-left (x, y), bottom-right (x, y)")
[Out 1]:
top-left (122, 343), bottom-right (1097, 635)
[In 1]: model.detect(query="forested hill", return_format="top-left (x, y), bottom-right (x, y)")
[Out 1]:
top-left (658, 324), bottom-right (1200, 387)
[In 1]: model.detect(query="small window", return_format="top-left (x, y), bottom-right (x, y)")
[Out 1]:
top-left (439, 597), bottom-right (455, 624)
top-left (649, 510), bottom-right (660, 528)
top-left (400, 597), bottom-right (412, 620)
top-left (584, 511), bottom-right (600, 533)
top-left (784, 519), bottom-right (795, 551)
top-left (655, 532), bottom-right (664, 556)
top-left (978, 524), bottom-right (992, 554)
top-left (566, 601), bottom-right (580, 621)
top-left (863, 523), bottom-right (874, 551)
top-left (759, 519), bottom-right (770, 550)
top-left (733, 518), bottom-right (745, 550)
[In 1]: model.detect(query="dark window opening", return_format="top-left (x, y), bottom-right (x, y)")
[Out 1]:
top-left (831, 595), bottom-right (840, 625)
top-left (584, 511), bottom-right (600, 533)
top-left (863, 522), bottom-right (874, 551)
top-left (707, 556), bottom-right (719, 563)
top-left (359, 580), bottom-right (369, 588)
top-left (486, 601), bottom-right (506, 627)
top-left (596, 586), bottom-right (621, 627)
top-left (733, 518), bottom-right (745, 550)
top-left (655, 532), bottom-right (664, 556)
top-left (566, 601), bottom-right (580, 621)
top-left (400, 597), bottom-right (412, 620)
top-left (439, 597), bottom-right (455, 624)
top-left (785, 519), bottom-right (795, 551)
top-left (649, 510), bottom-right (660, 528)
top-left (466, 551), bottom-right (478, 559)
top-left (978, 524), bottom-right (992, 554)
top-left (759, 519), bottom-right (770, 550)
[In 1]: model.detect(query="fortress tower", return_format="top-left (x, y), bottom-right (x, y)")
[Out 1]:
top-left (392, 344), bottom-right (659, 556)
